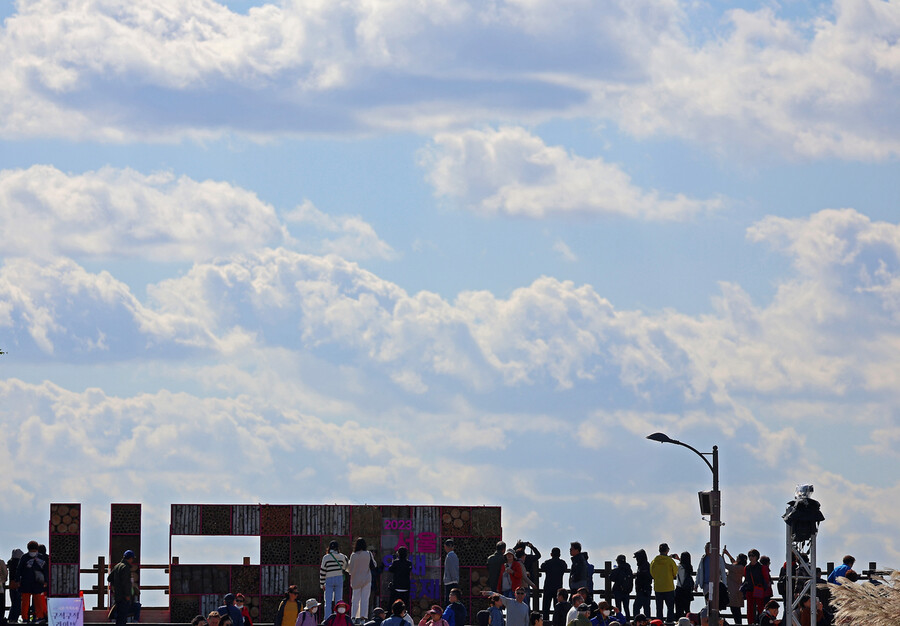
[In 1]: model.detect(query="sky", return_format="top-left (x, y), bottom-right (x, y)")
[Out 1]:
top-left (2, 0), bottom-right (900, 601)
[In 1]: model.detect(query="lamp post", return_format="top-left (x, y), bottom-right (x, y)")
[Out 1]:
top-left (647, 432), bottom-right (721, 626)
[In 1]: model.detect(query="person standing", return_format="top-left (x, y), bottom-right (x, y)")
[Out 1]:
top-left (568, 544), bottom-right (588, 593)
top-left (551, 590), bottom-right (571, 626)
top-left (7, 549), bottom-right (23, 625)
top-left (217, 594), bottom-right (244, 626)
top-left (483, 588), bottom-right (529, 626)
top-left (296, 599), bottom-right (320, 626)
top-left (695, 543), bottom-right (727, 604)
top-left (0, 555), bottom-right (7, 626)
top-left (742, 550), bottom-right (765, 625)
top-left (321, 541), bottom-right (350, 617)
top-left (487, 543), bottom-right (507, 593)
top-left (108, 550), bottom-right (136, 626)
top-left (632, 551), bottom-right (651, 621)
top-left (441, 589), bottom-right (466, 626)
top-left (387, 548), bottom-right (412, 607)
top-left (498, 551), bottom-right (525, 598)
top-left (442, 541), bottom-right (459, 603)
top-left (674, 552), bottom-right (693, 620)
top-left (323, 600), bottom-right (353, 626)
top-left (515, 542), bottom-right (541, 611)
top-left (722, 548), bottom-right (746, 626)
top-left (539, 549), bottom-right (568, 620)
top-left (275, 586), bottom-right (303, 626)
top-left (235, 593), bottom-right (253, 626)
top-left (486, 594), bottom-right (504, 626)
top-left (565, 603), bottom-right (591, 626)
top-left (349, 538), bottom-right (375, 623)
top-left (649, 544), bottom-right (677, 622)
top-left (607, 556), bottom-right (633, 621)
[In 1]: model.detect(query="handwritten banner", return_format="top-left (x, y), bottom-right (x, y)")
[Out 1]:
top-left (48, 598), bottom-right (83, 626)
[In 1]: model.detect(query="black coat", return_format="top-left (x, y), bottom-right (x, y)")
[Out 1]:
top-left (17, 553), bottom-right (48, 594)
top-left (552, 601), bottom-right (572, 626)
top-left (540, 558), bottom-right (568, 592)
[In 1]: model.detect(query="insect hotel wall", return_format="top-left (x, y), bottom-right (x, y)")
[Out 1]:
top-left (168, 504), bottom-right (501, 623)
top-left (49, 503), bottom-right (81, 597)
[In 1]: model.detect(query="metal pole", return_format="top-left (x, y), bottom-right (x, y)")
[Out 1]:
top-left (709, 445), bottom-right (721, 626)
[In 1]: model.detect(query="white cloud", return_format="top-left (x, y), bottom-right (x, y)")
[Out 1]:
top-left (422, 127), bottom-right (722, 219)
top-left (0, 165), bottom-right (288, 262)
top-left (0, 0), bottom-right (679, 141)
top-left (552, 239), bottom-right (578, 262)
top-left (284, 200), bottom-right (396, 261)
top-left (1, 1), bottom-right (897, 159)
top-left (0, 166), bottom-right (397, 267)
top-left (613, 1), bottom-right (900, 159)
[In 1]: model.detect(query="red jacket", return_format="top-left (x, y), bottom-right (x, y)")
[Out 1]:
top-left (497, 561), bottom-right (524, 592)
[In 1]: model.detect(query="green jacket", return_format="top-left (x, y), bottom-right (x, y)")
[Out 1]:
top-left (108, 560), bottom-right (132, 601)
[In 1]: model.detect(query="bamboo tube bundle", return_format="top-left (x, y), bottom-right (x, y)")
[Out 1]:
top-left (171, 596), bottom-right (201, 623)
top-left (110, 504), bottom-right (141, 534)
top-left (261, 505), bottom-right (291, 535)
top-left (290, 536), bottom-right (320, 566)
top-left (261, 536), bottom-right (291, 565)
top-left (201, 505), bottom-right (232, 535)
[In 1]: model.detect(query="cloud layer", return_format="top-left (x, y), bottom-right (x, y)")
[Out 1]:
top-left (1, 0), bottom-right (898, 159)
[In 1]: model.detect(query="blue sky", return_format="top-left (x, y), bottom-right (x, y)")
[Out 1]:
top-left (2, 0), bottom-right (900, 595)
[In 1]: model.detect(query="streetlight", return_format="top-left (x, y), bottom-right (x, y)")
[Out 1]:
top-left (646, 432), bottom-right (721, 626)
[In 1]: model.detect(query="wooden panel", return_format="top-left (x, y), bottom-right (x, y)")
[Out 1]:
top-left (201, 594), bottom-right (221, 617)
top-left (233, 505), bottom-right (260, 536)
top-left (172, 505), bottom-right (202, 535)
top-left (261, 565), bottom-right (289, 596)
top-left (50, 563), bottom-right (79, 596)
top-left (293, 505), bottom-right (351, 536)
top-left (413, 506), bottom-right (440, 536)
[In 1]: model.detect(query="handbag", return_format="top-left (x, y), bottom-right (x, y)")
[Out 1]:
top-left (739, 580), bottom-right (753, 594)
top-left (751, 586), bottom-right (767, 599)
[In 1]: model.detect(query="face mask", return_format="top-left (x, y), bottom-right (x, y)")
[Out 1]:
top-left (602, 611), bottom-right (610, 617)
top-left (337, 608), bottom-right (346, 614)
top-left (311, 608), bottom-right (318, 614)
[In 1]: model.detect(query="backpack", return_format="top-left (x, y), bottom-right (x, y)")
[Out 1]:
top-left (612, 564), bottom-right (634, 594)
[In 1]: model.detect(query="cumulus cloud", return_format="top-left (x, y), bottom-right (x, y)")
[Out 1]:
top-left (613, 1), bottom-right (900, 159)
top-left (8, 207), bottom-right (900, 398)
top-left (0, 165), bottom-right (288, 261)
top-left (0, 165), bottom-right (397, 266)
top-left (421, 127), bottom-right (722, 219)
top-left (0, 1), bottom-right (895, 159)
top-left (0, 0), bottom-right (679, 141)
top-left (284, 200), bottom-right (396, 261)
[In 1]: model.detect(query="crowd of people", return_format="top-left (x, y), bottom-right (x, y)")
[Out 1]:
top-left (0, 537), bottom-right (863, 626)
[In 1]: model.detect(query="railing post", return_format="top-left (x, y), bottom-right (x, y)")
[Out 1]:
top-left (603, 561), bottom-right (612, 604)
top-left (96, 556), bottom-right (106, 610)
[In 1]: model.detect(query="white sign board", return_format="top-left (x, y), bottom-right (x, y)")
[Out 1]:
top-left (48, 597), bottom-right (84, 626)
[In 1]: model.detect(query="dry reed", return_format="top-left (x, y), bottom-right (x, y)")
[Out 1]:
top-left (824, 569), bottom-right (899, 625)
